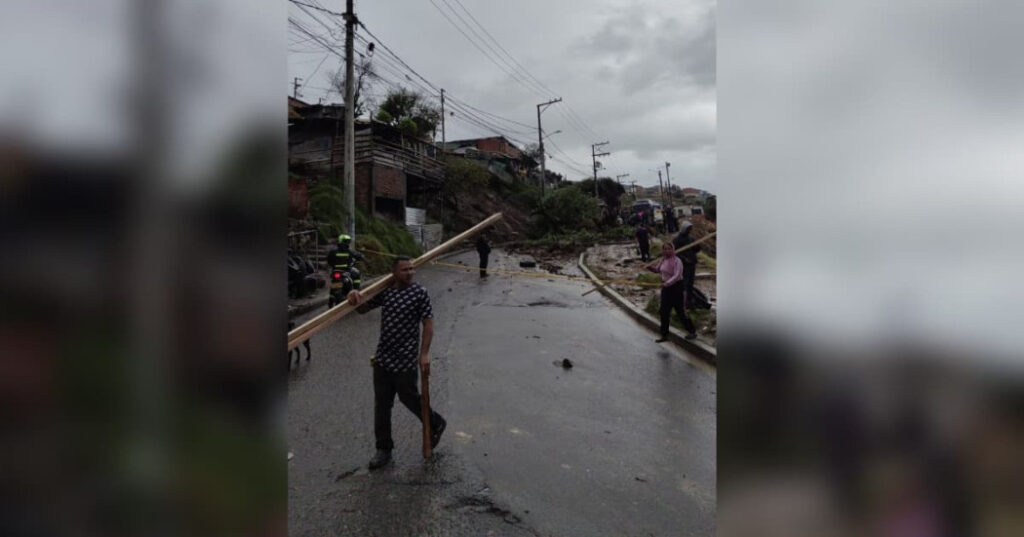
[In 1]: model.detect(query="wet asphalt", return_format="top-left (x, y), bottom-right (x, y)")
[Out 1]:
top-left (288, 250), bottom-right (716, 537)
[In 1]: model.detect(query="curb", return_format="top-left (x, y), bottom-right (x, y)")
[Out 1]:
top-left (287, 247), bottom-right (478, 320)
top-left (577, 252), bottom-right (717, 366)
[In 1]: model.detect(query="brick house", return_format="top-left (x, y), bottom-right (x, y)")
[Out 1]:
top-left (288, 98), bottom-right (445, 223)
top-left (443, 136), bottom-right (536, 184)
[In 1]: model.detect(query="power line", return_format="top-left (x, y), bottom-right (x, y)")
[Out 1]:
top-left (447, 0), bottom-right (558, 97)
top-left (436, 0), bottom-right (551, 98)
top-left (353, 28), bottom-right (537, 139)
top-left (288, 0), bottom-right (343, 17)
top-left (291, 14), bottom-right (547, 156)
top-left (424, 0), bottom-right (548, 99)
top-left (428, 0), bottom-right (604, 145)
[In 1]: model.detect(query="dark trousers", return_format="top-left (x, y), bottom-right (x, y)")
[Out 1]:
top-left (660, 281), bottom-right (696, 336)
top-left (373, 366), bottom-right (444, 451)
top-left (681, 263), bottom-right (696, 308)
top-left (639, 241), bottom-right (650, 261)
top-left (479, 252), bottom-right (489, 277)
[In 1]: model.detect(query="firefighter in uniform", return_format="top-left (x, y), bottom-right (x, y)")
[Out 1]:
top-left (327, 234), bottom-right (364, 307)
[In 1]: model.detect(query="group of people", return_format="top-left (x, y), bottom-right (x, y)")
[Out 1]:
top-left (636, 219), bottom-right (701, 342)
top-left (336, 221), bottom-right (697, 471)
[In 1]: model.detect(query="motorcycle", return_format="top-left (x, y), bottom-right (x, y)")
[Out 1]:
top-left (327, 265), bottom-right (362, 308)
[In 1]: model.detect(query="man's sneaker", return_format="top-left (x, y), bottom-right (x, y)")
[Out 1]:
top-left (430, 419), bottom-right (447, 449)
top-left (685, 332), bottom-right (697, 340)
top-left (368, 449), bottom-right (392, 470)
top-left (655, 337), bottom-right (669, 343)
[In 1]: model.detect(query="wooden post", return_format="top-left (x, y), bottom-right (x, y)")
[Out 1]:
top-left (581, 232), bottom-right (716, 297)
top-left (288, 212), bottom-right (504, 350)
top-left (421, 368), bottom-right (432, 459)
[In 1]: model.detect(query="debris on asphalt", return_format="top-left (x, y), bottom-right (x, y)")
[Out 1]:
top-left (519, 255), bottom-right (537, 268)
top-left (561, 358), bottom-right (574, 369)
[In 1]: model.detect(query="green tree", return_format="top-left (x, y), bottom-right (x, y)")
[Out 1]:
top-left (374, 88), bottom-right (440, 139)
top-left (531, 186), bottom-right (600, 237)
top-left (576, 177), bottom-right (626, 220)
top-left (704, 194), bottom-right (716, 221)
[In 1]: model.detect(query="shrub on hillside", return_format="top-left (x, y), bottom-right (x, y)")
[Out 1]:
top-left (529, 186), bottom-right (600, 238)
top-left (443, 156), bottom-right (490, 193)
top-left (309, 181), bottom-right (347, 240)
top-left (355, 210), bottom-right (422, 258)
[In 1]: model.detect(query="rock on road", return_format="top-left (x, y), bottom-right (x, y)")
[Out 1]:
top-left (288, 249), bottom-right (716, 537)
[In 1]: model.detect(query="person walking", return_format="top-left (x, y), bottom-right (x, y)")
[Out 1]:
top-left (648, 242), bottom-right (697, 342)
top-left (635, 222), bottom-right (651, 262)
top-left (476, 232), bottom-right (491, 278)
top-left (347, 256), bottom-right (446, 469)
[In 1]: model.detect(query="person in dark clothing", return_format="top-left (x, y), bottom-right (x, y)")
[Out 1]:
top-left (648, 242), bottom-right (697, 341)
top-left (667, 210), bottom-right (678, 234)
top-left (327, 234), bottom-right (364, 282)
top-left (671, 221), bottom-right (700, 310)
top-left (348, 256), bottom-right (446, 469)
top-left (635, 223), bottom-right (651, 262)
top-left (476, 232), bottom-right (491, 278)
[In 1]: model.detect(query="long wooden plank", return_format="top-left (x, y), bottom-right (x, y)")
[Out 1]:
top-left (421, 370), bottom-right (432, 459)
top-left (287, 212), bottom-right (503, 350)
top-left (581, 231), bottom-right (717, 297)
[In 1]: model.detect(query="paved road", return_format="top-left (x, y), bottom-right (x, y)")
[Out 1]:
top-left (288, 250), bottom-right (716, 537)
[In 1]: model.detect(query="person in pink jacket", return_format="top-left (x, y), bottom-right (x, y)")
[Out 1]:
top-left (648, 242), bottom-right (697, 341)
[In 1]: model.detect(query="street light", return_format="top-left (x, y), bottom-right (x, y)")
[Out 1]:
top-left (542, 129), bottom-right (562, 140)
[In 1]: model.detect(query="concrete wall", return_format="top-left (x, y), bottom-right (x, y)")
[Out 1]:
top-left (406, 223), bottom-right (443, 251)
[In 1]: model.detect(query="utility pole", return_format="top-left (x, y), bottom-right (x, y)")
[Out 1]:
top-left (293, 77), bottom-right (302, 99)
top-left (343, 0), bottom-right (356, 242)
top-left (536, 97), bottom-right (561, 194)
top-left (629, 180), bottom-right (638, 200)
top-left (440, 88), bottom-right (446, 150)
top-left (658, 170), bottom-right (667, 209)
top-left (591, 141), bottom-right (610, 199)
top-left (664, 161), bottom-right (672, 203)
top-left (615, 173), bottom-right (630, 187)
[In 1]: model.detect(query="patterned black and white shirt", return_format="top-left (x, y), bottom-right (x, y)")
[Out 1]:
top-left (366, 283), bottom-right (433, 372)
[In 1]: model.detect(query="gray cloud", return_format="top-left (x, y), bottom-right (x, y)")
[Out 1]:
top-left (288, 0), bottom-right (716, 190)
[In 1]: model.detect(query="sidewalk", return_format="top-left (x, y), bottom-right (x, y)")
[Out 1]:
top-left (288, 286), bottom-right (329, 320)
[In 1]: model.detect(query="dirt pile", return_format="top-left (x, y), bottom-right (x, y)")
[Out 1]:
top-left (431, 186), bottom-right (532, 243)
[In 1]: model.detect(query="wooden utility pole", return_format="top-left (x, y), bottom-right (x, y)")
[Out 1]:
top-left (293, 77), bottom-right (302, 99)
top-left (591, 141), bottom-right (610, 198)
top-left (664, 161), bottom-right (673, 203)
top-left (658, 170), bottom-right (667, 209)
top-left (440, 88), bottom-right (446, 149)
top-left (343, 0), bottom-right (356, 242)
top-left (536, 97), bottom-right (561, 194)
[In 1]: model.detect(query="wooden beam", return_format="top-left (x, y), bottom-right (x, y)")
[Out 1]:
top-left (288, 212), bottom-right (503, 350)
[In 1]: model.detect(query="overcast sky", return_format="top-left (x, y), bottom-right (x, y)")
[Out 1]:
top-left (288, 0), bottom-right (716, 191)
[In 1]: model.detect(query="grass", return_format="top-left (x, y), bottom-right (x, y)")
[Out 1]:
top-left (635, 273), bottom-right (661, 286)
top-left (353, 209), bottom-right (423, 275)
top-left (697, 252), bottom-right (717, 272)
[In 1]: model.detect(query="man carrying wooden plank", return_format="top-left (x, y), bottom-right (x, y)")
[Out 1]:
top-left (347, 255), bottom-right (446, 469)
